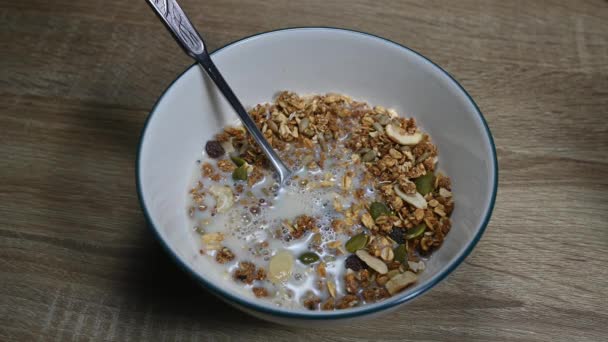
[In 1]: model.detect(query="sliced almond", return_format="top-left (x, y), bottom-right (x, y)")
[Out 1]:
top-left (394, 185), bottom-right (427, 209)
top-left (385, 271), bottom-right (418, 295)
top-left (355, 250), bottom-right (388, 274)
top-left (385, 124), bottom-right (423, 145)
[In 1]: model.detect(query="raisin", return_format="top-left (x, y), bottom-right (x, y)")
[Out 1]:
top-left (389, 227), bottom-right (406, 244)
top-left (205, 140), bottom-right (225, 158)
top-left (345, 254), bottom-right (367, 271)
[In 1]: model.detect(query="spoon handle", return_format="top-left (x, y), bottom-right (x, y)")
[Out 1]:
top-left (145, 0), bottom-right (292, 183)
top-left (146, 0), bottom-right (205, 57)
top-left (196, 55), bottom-right (293, 184)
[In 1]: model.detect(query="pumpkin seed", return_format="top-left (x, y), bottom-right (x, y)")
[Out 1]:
top-left (373, 122), bottom-right (385, 134)
top-left (376, 114), bottom-right (390, 125)
top-left (345, 233), bottom-right (368, 253)
top-left (269, 250), bottom-right (294, 283)
top-left (394, 244), bottom-right (407, 263)
top-left (232, 165), bottom-right (248, 181)
top-left (298, 252), bottom-right (320, 265)
top-left (405, 223), bottom-right (426, 240)
top-left (230, 153), bottom-right (246, 167)
top-left (361, 150), bottom-right (377, 162)
top-left (369, 202), bottom-right (391, 220)
top-left (414, 172), bottom-right (434, 195)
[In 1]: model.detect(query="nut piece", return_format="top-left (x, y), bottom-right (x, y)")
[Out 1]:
top-left (209, 185), bottom-right (234, 213)
top-left (385, 271), bottom-right (418, 295)
top-left (394, 185), bottom-right (427, 209)
top-left (385, 124), bottom-right (423, 145)
top-left (355, 250), bottom-right (388, 274)
top-left (268, 250), bottom-right (294, 283)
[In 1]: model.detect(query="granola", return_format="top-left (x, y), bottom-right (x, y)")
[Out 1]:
top-left (188, 92), bottom-right (454, 311)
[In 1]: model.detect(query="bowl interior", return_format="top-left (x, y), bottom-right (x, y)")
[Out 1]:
top-left (138, 28), bottom-right (496, 318)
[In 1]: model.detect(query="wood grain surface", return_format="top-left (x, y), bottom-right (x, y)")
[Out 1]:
top-left (1, 0), bottom-right (607, 341)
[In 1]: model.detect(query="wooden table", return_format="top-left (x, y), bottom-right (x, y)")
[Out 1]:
top-left (2, 0), bottom-right (607, 341)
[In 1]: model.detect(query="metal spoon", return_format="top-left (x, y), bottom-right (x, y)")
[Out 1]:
top-left (145, 0), bottom-right (292, 184)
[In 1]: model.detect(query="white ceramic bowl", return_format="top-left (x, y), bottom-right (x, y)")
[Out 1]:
top-left (137, 28), bottom-right (497, 325)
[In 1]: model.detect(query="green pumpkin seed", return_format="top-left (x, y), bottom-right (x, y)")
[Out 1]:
top-left (298, 252), bottom-right (320, 265)
top-left (376, 114), bottom-right (391, 125)
top-left (345, 233), bottom-right (368, 253)
top-left (373, 122), bottom-right (385, 134)
top-left (405, 223), bottom-right (426, 240)
top-left (230, 153), bottom-right (246, 167)
top-left (414, 172), bottom-right (434, 195)
top-left (361, 150), bottom-right (377, 162)
top-left (232, 165), bottom-right (248, 181)
top-left (394, 244), bottom-right (407, 263)
top-left (369, 202), bottom-right (391, 220)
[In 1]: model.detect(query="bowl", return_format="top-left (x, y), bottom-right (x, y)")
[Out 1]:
top-left (137, 27), bottom-right (497, 325)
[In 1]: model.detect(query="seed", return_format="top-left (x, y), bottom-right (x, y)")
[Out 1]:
top-left (373, 122), bottom-right (385, 134)
top-left (361, 150), bottom-right (377, 162)
top-left (345, 233), bottom-right (368, 253)
top-left (369, 202), bottom-right (391, 220)
top-left (355, 250), bottom-right (388, 274)
top-left (299, 252), bottom-right (320, 265)
top-left (232, 165), bottom-right (248, 181)
top-left (414, 172), bottom-right (435, 195)
top-left (376, 114), bottom-right (390, 125)
top-left (393, 244), bottom-right (407, 263)
top-left (230, 153), bottom-right (246, 167)
top-left (405, 224), bottom-right (426, 240)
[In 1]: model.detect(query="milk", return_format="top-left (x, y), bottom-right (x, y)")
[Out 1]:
top-left (188, 140), bottom-right (371, 308)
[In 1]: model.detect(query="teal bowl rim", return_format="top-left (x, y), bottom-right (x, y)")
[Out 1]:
top-left (136, 27), bottom-right (498, 320)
